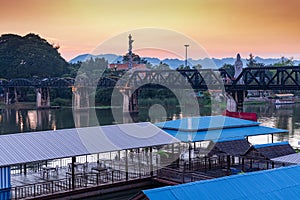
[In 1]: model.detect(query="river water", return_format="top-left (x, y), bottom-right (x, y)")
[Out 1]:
top-left (0, 104), bottom-right (299, 147)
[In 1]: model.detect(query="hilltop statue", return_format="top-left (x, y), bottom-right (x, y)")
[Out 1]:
top-left (128, 34), bottom-right (134, 53)
top-left (234, 53), bottom-right (244, 84)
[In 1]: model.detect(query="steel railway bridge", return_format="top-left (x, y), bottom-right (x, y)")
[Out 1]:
top-left (1, 66), bottom-right (300, 112)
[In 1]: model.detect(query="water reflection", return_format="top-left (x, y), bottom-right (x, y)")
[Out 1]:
top-left (1, 103), bottom-right (300, 147)
top-left (244, 103), bottom-right (300, 147)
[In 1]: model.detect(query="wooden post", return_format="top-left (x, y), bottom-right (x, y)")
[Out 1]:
top-left (71, 156), bottom-right (76, 190)
top-left (204, 156), bottom-right (207, 172)
top-left (242, 158), bottom-right (245, 171)
top-left (171, 144), bottom-right (175, 160)
top-left (125, 150), bottom-right (129, 181)
top-left (227, 155), bottom-right (231, 174)
top-left (271, 134), bottom-right (274, 143)
top-left (137, 149), bottom-right (141, 178)
top-left (220, 156), bottom-right (223, 168)
top-left (188, 142), bottom-right (192, 164)
top-left (150, 147), bottom-right (153, 177)
top-left (182, 164), bottom-right (185, 183)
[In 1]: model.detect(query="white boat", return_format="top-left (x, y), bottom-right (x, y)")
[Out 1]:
top-left (273, 93), bottom-right (295, 104)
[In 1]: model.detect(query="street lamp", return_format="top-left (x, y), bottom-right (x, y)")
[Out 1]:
top-left (184, 44), bottom-right (189, 68)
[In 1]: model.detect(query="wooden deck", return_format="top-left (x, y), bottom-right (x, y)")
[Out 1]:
top-left (6, 151), bottom-right (288, 199)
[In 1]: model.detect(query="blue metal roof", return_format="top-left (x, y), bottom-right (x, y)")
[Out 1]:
top-left (253, 141), bottom-right (289, 149)
top-left (0, 122), bottom-right (179, 167)
top-left (163, 126), bottom-right (287, 142)
top-left (143, 165), bottom-right (300, 200)
top-left (155, 116), bottom-right (260, 132)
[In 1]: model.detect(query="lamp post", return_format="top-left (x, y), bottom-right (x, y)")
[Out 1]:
top-left (184, 44), bottom-right (189, 68)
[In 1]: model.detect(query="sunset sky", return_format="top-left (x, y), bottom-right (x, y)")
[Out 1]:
top-left (1, 0), bottom-right (300, 61)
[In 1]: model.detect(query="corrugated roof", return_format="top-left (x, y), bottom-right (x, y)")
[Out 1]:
top-left (0, 122), bottom-right (179, 167)
top-left (246, 141), bottom-right (295, 159)
top-left (143, 165), bottom-right (300, 200)
top-left (213, 139), bottom-right (251, 156)
top-left (155, 116), bottom-right (260, 132)
top-left (272, 153), bottom-right (300, 164)
top-left (163, 126), bottom-right (287, 142)
top-left (253, 141), bottom-right (289, 149)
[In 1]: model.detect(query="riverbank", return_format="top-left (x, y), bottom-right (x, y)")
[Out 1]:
top-left (0, 102), bottom-right (36, 110)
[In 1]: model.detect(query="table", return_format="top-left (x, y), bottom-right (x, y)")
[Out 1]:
top-left (66, 171), bottom-right (84, 177)
top-left (91, 166), bottom-right (107, 173)
top-left (41, 166), bottom-right (58, 179)
top-left (68, 162), bottom-right (86, 172)
top-left (97, 159), bottom-right (113, 168)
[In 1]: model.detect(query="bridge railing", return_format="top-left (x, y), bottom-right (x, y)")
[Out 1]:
top-left (233, 66), bottom-right (300, 90)
top-left (2, 66), bottom-right (300, 90)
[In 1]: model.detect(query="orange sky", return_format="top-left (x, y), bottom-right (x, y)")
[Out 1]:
top-left (1, 0), bottom-right (300, 61)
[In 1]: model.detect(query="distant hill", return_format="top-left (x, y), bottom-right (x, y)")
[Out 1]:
top-left (70, 53), bottom-right (300, 69)
top-left (0, 33), bottom-right (69, 79)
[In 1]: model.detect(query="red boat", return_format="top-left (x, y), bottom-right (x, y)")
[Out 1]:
top-left (223, 110), bottom-right (257, 121)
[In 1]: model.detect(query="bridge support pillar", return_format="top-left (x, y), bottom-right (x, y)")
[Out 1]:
top-left (4, 88), bottom-right (9, 105)
top-left (227, 91), bottom-right (246, 112)
top-left (120, 88), bottom-right (139, 114)
top-left (73, 90), bottom-right (81, 110)
top-left (36, 88), bottom-right (51, 109)
top-left (14, 88), bottom-right (18, 103)
top-left (72, 87), bottom-right (90, 110)
top-left (235, 91), bottom-right (246, 112)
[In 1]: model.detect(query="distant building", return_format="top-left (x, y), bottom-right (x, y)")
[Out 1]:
top-left (108, 63), bottom-right (147, 71)
top-left (108, 34), bottom-right (147, 71)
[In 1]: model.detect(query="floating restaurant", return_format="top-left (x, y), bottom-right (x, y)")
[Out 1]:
top-left (0, 116), bottom-right (295, 199)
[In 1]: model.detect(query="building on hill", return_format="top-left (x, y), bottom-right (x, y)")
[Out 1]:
top-left (108, 34), bottom-right (147, 71)
top-left (108, 63), bottom-right (147, 71)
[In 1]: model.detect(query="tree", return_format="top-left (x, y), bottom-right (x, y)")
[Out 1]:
top-left (273, 56), bottom-right (294, 66)
top-left (153, 62), bottom-right (170, 70)
top-left (122, 53), bottom-right (147, 64)
top-left (177, 64), bottom-right (190, 70)
top-left (246, 53), bottom-right (265, 67)
top-left (76, 57), bottom-right (108, 85)
top-left (192, 64), bottom-right (202, 70)
top-left (220, 64), bottom-right (234, 78)
top-left (0, 33), bottom-right (69, 78)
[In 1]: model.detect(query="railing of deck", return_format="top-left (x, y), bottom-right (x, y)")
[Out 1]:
top-left (157, 167), bottom-right (214, 184)
top-left (13, 178), bottom-right (70, 199)
top-left (10, 169), bottom-right (152, 200)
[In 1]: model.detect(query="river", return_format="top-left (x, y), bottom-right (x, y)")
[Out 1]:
top-left (0, 104), bottom-right (299, 147)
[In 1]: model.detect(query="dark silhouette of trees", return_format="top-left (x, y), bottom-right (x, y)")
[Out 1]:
top-left (0, 33), bottom-right (69, 78)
